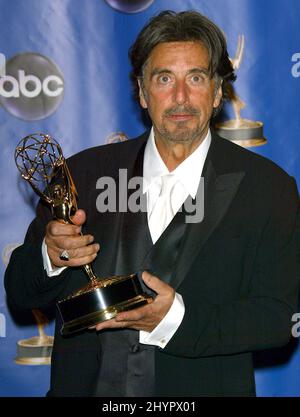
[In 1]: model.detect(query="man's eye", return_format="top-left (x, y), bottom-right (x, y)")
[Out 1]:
top-left (190, 74), bottom-right (205, 84)
top-left (192, 75), bottom-right (201, 82)
top-left (157, 75), bottom-right (171, 84)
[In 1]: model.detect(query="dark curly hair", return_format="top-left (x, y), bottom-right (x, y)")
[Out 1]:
top-left (129, 10), bottom-right (236, 116)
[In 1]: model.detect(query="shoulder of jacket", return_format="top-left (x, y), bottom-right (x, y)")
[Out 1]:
top-left (212, 133), bottom-right (293, 182)
top-left (66, 131), bottom-right (149, 167)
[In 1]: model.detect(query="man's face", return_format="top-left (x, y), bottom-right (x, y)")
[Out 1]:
top-left (139, 41), bottom-right (222, 146)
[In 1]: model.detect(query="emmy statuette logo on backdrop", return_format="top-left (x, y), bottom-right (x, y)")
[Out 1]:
top-left (2, 243), bottom-right (54, 364)
top-left (15, 309), bottom-right (54, 365)
top-left (215, 35), bottom-right (266, 147)
top-left (105, 131), bottom-right (129, 144)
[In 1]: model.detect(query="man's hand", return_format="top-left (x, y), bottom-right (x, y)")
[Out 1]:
top-left (45, 209), bottom-right (100, 268)
top-left (94, 271), bottom-right (175, 333)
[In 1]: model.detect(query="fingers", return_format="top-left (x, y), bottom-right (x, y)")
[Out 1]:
top-left (94, 318), bottom-right (127, 332)
top-left (93, 273), bottom-right (176, 333)
top-left (45, 209), bottom-right (100, 267)
top-left (94, 306), bottom-right (157, 332)
top-left (61, 253), bottom-right (98, 268)
top-left (46, 232), bottom-right (94, 251)
top-left (116, 304), bottom-right (150, 322)
top-left (94, 314), bottom-right (148, 332)
top-left (46, 221), bottom-right (81, 237)
top-left (70, 209), bottom-right (86, 226)
top-left (46, 209), bottom-right (86, 237)
top-left (47, 242), bottom-right (100, 267)
top-left (142, 270), bottom-right (175, 297)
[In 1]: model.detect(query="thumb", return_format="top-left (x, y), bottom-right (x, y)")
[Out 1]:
top-left (71, 209), bottom-right (86, 226)
top-left (142, 271), bottom-right (172, 296)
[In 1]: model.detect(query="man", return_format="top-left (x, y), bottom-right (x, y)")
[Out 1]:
top-left (5, 11), bottom-right (299, 396)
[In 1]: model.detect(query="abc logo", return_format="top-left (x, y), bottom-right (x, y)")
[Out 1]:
top-left (0, 52), bottom-right (64, 120)
top-left (105, 0), bottom-right (154, 13)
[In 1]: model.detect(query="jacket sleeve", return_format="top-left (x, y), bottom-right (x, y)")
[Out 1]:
top-left (163, 175), bottom-right (300, 358)
top-left (4, 199), bottom-right (72, 311)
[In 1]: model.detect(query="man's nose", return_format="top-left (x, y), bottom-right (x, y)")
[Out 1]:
top-left (173, 79), bottom-right (189, 105)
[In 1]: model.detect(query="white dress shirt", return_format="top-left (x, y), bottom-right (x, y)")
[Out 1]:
top-left (139, 128), bottom-right (211, 347)
top-left (42, 127), bottom-right (211, 348)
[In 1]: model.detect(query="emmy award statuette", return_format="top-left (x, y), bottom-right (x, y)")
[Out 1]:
top-left (15, 133), bottom-right (152, 335)
top-left (215, 35), bottom-right (266, 147)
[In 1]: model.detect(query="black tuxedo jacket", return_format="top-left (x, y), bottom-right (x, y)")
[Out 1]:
top-left (5, 131), bottom-right (300, 396)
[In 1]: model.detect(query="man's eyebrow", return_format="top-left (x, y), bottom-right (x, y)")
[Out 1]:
top-left (149, 68), bottom-right (172, 79)
top-left (188, 67), bottom-right (210, 75)
top-left (149, 67), bottom-right (210, 79)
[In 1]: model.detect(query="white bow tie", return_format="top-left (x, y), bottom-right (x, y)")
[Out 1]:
top-left (148, 174), bottom-right (177, 244)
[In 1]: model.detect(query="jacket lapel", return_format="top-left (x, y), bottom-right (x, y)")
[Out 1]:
top-left (111, 138), bottom-right (154, 277)
top-left (170, 142), bottom-right (245, 290)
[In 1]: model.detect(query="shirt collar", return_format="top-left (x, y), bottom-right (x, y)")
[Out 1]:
top-left (143, 127), bottom-right (211, 199)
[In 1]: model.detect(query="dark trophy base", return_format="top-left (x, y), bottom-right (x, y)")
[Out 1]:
top-left (57, 273), bottom-right (151, 335)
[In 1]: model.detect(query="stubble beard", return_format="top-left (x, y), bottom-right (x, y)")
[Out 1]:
top-left (156, 119), bottom-right (208, 145)
top-left (154, 104), bottom-right (210, 145)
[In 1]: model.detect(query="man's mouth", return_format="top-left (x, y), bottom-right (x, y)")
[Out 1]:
top-left (166, 113), bottom-right (195, 122)
top-left (164, 106), bottom-right (199, 122)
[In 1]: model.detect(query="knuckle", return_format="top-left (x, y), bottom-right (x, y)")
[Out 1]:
top-left (85, 234), bottom-right (94, 244)
top-left (46, 221), bottom-right (54, 235)
top-left (85, 245), bottom-right (98, 256)
top-left (71, 248), bottom-right (79, 258)
top-left (49, 222), bottom-right (61, 236)
top-left (79, 254), bottom-right (96, 266)
top-left (69, 256), bottom-right (86, 267)
top-left (88, 253), bottom-right (98, 263)
top-left (47, 246), bottom-right (56, 257)
top-left (87, 246), bottom-right (94, 256)
top-left (67, 238), bottom-right (80, 250)
top-left (92, 243), bottom-right (100, 253)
